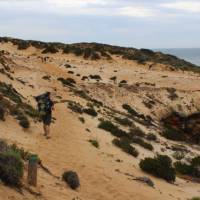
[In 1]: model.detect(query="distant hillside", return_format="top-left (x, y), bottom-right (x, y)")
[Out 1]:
top-left (0, 37), bottom-right (199, 73)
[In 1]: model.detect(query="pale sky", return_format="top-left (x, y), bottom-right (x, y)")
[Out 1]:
top-left (0, 0), bottom-right (200, 48)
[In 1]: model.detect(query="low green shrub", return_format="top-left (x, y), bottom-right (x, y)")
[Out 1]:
top-left (114, 117), bottom-right (132, 127)
top-left (113, 137), bottom-right (139, 157)
top-left (175, 156), bottom-right (200, 178)
top-left (139, 155), bottom-right (176, 182)
top-left (0, 151), bottom-right (23, 187)
top-left (162, 125), bottom-right (186, 141)
top-left (98, 120), bottom-right (128, 138)
top-left (83, 107), bottom-right (98, 117)
top-left (62, 171), bottom-right (80, 190)
top-left (129, 127), bottom-right (145, 138)
top-left (146, 133), bottom-right (157, 141)
top-left (122, 104), bottom-right (138, 116)
top-left (78, 117), bottom-right (85, 123)
top-left (67, 101), bottom-right (83, 114)
top-left (172, 151), bottom-right (184, 160)
top-left (88, 139), bottom-right (99, 148)
top-left (42, 45), bottom-right (58, 54)
top-left (191, 197), bottom-right (200, 200)
top-left (58, 77), bottom-right (76, 87)
top-left (132, 137), bottom-right (154, 151)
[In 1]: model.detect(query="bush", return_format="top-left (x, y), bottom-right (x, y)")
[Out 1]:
top-left (139, 155), bottom-right (176, 182)
top-left (88, 139), bottom-right (99, 148)
top-left (16, 112), bottom-right (30, 129)
top-left (83, 107), bottom-right (98, 117)
top-left (0, 104), bottom-right (6, 121)
top-left (191, 198), bottom-right (200, 200)
top-left (114, 117), bottom-right (132, 127)
top-left (19, 117), bottom-right (30, 129)
top-left (62, 171), bottom-right (80, 190)
top-left (174, 162), bottom-right (193, 175)
top-left (122, 104), bottom-right (138, 116)
top-left (175, 156), bottom-right (200, 178)
top-left (129, 127), bottom-right (145, 138)
top-left (172, 151), bottom-right (184, 160)
top-left (42, 45), bottom-right (58, 54)
top-left (58, 77), bottom-right (76, 87)
top-left (78, 117), bottom-right (85, 123)
top-left (146, 133), bottom-right (157, 141)
top-left (89, 75), bottom-right (102, 80)
top-left (162, 125), bottom-right (186, 141)
top-left (0, 151), bottom-right (23, 187)
top-left (113, 137), bottom-right (138, 157)
top-left (132, 137), bottom-right (154, 151)
top-left (98, 120), bottom-right (128, 138)
top-left (67, 101), bottom-right (83, 114)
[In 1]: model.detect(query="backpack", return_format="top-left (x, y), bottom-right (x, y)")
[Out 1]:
top-left (35, 93), bottom-right (51, 117)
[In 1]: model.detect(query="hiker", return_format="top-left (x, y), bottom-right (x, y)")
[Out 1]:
top-left (35, 92), bottom-right (54, 139)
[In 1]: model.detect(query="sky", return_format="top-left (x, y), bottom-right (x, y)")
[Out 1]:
top-left (0, 0), bottom-right (200, 48)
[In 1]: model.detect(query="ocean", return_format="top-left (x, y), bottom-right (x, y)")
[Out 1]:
top-left (155, 48), bottom-right (200, 66)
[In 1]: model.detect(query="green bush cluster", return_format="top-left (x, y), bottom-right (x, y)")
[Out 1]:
top-left (162, 125), bottom-right (186, 141)
top-left (132, 137), bottom-right (154, 151)
top-left (122, 104), bottom-right (138, 116)
top-left (146, 133), bottom-right (157, 141)
top-left (139, 155), bottom-right (176, 182)
top-left (58, 77), bottom-right (76, 87)
top-left (114, 117), bottom-right (133, 127)
top-left (42, 45), bottom-right (58, 54)
top-left (83, 107), bottom-right (98, 117)
top-left (98, 120), bottom-right (128, 138)
top-left (88, 139), bottom-right (99, 148)
top-left (174, 156), bottom-right (200, 178)
top-left (67, 101), bottom-right (83, 114)
top-left (113, 137), bottom-right (139, 157)
top-left (0, 151), bottom-right (23, 187)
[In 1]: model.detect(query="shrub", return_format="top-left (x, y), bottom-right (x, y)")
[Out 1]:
top-left (132, 137), bottom-right (154, 151)
top-left (42, 45), bottom-right (58, 54)
top-left (122, 104), bottom-right (138, 116)
top-left (62, 171), bottom-right (80, 190)
top-left (175, 156), bottom-right (200, 178)
top-left (174, 162), bottom-right (193, 175)
top-left (15, 112), bottom-right (30, 129)
top-left (17, 42), bottom-right (30, 50)
top-left (83, 48), bottom-right (92, 59)
top-left (139, 155), bottom-right (176, 182)
top-left (89, 75), bottom-right (102, 80)
top-left (0, 151), bottom-right (23, 187)
top-left (58, 77), bottom-right (76, 87)
top-left (191, 198), bottom-right (200, 200)
top-left (0, 139), bottom-right (9, 153)
top-left (113, 137), bottom-right (138, 157)
top-left (0, 104), bottom-right (6, 121)
top-left (129, 127), bottom-right (145, 138)
top-left (19, 117), bottom-right (30, 129)
top-left (91, 52), bottom-right (101, 60)
top-left (162, 125), bottom-right (186, 141)
top-left (114, 117), bottom-right (132, 127)
top-left (172, 151), bottom-right (184, 160)
top-left (78, 117), bottom-right (85, 123)
top-left (88, 139), bottom-right (99, 148)
top-left (146, 133), bottom-right (157, 141)
top-left (98, 120), bottom-right (128, 138)
top-left (83, 107), bottom-right (98, 117)
top-left (67, 101), bottom-right (83, 114)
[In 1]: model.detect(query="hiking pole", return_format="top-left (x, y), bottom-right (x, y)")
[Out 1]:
top-left (28, 154), bottom-right (38, 187)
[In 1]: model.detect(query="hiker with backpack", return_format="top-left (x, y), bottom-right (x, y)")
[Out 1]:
top-left (35, 92), bottom-right (54, 139)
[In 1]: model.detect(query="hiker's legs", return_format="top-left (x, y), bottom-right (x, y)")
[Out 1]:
top-left (43, 124), bottom-right (50, 136)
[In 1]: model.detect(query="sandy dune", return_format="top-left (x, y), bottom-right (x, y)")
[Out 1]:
top-left (0, 42), bottom-right (200, 200)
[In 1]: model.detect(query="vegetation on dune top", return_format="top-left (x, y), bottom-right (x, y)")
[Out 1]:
top-left (0, 37), bottom-right (199, 72)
